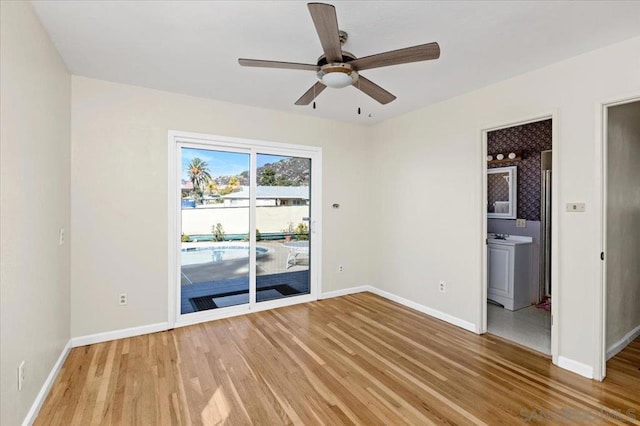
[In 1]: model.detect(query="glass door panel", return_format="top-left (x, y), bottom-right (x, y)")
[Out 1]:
top-left (180, 147), bottom-right (250, 314)
top-left (255, 154), bottom-right (311, 302)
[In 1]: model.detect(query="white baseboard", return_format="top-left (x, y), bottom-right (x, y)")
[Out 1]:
top-left (319, 285), bottom-right (373, 300)
top-left (557, 356), bottom-right (594, 379)
top-left (70, 288), bottom-right (371, 347)
top-left (70, 322), bottom-right (170, 347)
top-left (71, 286), bottom-right (476, 346)
top-left (366, 287), bottom-right (478, 333)
top-left (607, 323), bottom-right (640, 360)
top-left (22, 340), bottom-right (72, 426)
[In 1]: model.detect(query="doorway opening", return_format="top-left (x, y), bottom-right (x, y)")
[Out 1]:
top-left (483, 117), bottom-right (555, 356)
top-left (601, 98), bottom-right (640, 380)
top-left (168, 132), bottom-right (322, 327)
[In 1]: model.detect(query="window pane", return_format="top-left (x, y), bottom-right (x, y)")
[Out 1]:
top-left (180, 148), bottom-right (250, 314)
top-left (255, 154), bottom-right (311, 302)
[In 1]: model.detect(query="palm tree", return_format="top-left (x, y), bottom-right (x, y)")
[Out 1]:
top-left (187, 158), bottom-right (212, 196)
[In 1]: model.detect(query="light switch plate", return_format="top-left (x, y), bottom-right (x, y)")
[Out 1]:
top-left (566, 202), bottom-right (586, 212)
top-left (516, 219), bottom-right (526, 228)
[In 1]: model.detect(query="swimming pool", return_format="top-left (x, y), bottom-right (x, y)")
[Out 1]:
top-left (181, 244), bottom-right (269, 266)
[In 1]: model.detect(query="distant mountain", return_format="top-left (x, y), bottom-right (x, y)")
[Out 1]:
top-left (213, 172), bottom-right (248, 186)
top-left (214, 157), bottom-right (310, 187)
top-left (257, 157), bottom-right (310, 186)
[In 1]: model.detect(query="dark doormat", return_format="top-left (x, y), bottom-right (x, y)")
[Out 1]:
top-left (190, 284), bottom-right (302, 312)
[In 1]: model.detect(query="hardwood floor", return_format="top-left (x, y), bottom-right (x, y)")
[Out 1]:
top-left (36, 292), bottom-right (640, 425)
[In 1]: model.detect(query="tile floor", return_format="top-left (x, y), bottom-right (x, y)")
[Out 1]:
top-left (487, 302), bottom-right (551, 355)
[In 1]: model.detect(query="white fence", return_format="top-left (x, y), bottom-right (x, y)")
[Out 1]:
top-left (181, 206), bottom-right (309, 235)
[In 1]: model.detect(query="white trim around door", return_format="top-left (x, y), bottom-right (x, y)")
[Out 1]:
top-left (168, 130), bottom-right (322, 329)
top-left (594, 91), bottom-right (640, 381)
top-left (479, 111), bottom-right (559, 364)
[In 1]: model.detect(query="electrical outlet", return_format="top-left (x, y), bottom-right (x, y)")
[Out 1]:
top-left (338, 265), bottom-right (344, 272)
top-left (18, 361), bottom-right (25, 391)
top-left (439, 281), bottom-right (446, 293)
top-left (119, 293), bottom-right (128, 305)
top-left (516, 219), bottom-right (526, 228)
top-left (59, 228), bottom-right (65, 245)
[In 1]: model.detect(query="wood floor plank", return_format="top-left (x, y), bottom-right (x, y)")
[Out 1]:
top-left (35, 292), bottom-right (640, 425)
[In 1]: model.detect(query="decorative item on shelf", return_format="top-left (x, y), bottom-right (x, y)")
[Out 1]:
top-left (496, 154), bottom-right (504, 160)
top-left (508, 152), bottom-right (516, 159)
top-left (487, 155), bottom-right (493, 161)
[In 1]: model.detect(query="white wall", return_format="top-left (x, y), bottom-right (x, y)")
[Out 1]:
top-left (182, 206), bottom-right (309, 235)
top-left (606, 100), bottom-right (640, 351)
top-left (71, 76), bottom-right (372, 337)
top-left (369, 36), bottom-right (640, 374)
top-left (0, 2), bottom-right (71, 425)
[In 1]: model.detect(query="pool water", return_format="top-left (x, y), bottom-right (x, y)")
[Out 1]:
top-left (181, 245), bottom-right (268, 266)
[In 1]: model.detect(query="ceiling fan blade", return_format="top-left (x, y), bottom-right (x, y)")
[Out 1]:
top-left (238, 59), bottom-right (319, 71)
top-left (308, 3), bottom-right (342, 63)
top-left (295, 81), bottom-right (326, 105)
top-left (353, 76), bottom-right (396, 104)
top-left (349, 42), bottom-right (440, 71)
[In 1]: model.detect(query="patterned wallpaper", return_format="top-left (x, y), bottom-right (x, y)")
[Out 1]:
top-left (488, 119), bottom-right (552, 221)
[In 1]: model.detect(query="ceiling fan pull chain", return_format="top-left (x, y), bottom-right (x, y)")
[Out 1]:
top-left (312, 83), bottom-right (316, 109)
top-left (357, 79), bottom-right (362, 115)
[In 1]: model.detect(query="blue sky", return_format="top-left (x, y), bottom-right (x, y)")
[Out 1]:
top-left (257, 153), bottom-right (288, 168)
top-left (181, 148), bottom-right (287, 179)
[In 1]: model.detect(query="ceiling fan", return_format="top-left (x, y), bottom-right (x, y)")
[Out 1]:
top-left (238, 2), bottom-right (440, 106)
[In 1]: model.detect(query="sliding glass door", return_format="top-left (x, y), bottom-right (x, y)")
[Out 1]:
top-left (179, 147), bottom-right (251, 314)
top-left (255, 154), bottom-right (311, 303)
top-left (172, 133), bottom-right (320, 324)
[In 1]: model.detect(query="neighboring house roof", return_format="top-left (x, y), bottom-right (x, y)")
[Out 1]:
top-left (221, 186), bottom-right (309, 200)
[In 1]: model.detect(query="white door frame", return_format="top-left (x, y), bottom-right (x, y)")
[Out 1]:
top-left (479, 111), bottom-right (559, 364)
top-left (167, 130), bottom-right (322, 328)
top-left (594, 92), bottom-right (640, 381)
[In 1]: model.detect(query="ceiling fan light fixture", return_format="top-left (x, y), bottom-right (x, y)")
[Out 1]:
top-left (321, 72), bottom-right (354, 88)
top-left (317, 63), bottom-right (358, 88)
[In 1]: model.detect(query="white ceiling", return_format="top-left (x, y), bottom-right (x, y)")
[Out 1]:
top-left (31, 1), bottom-right (640, 124)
